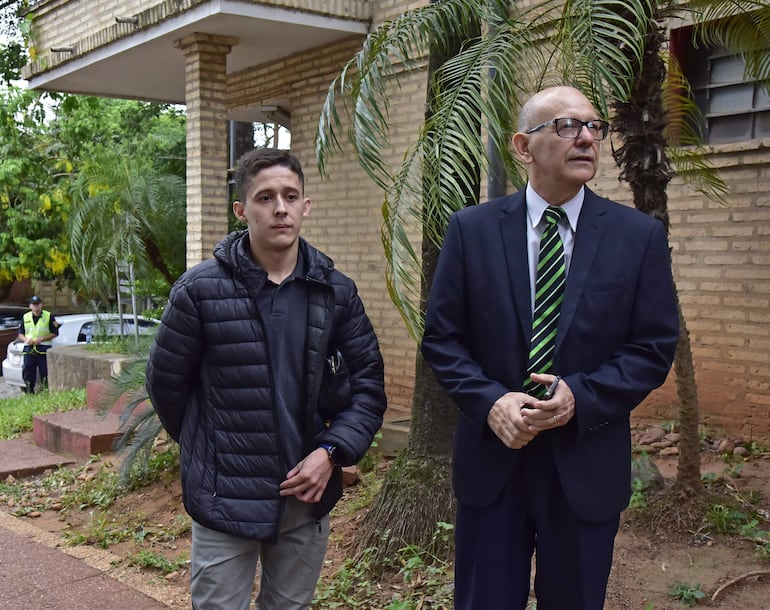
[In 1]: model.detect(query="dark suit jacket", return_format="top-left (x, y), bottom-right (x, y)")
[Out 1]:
top-left (421, 187), bottom-right (679, 523)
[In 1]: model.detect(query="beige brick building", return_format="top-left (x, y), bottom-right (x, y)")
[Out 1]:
top-left (21, 0), bottom-right (770, 439)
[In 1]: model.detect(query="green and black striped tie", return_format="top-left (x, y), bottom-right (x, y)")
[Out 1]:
top-left (523, 206), bottom-right (566, 398)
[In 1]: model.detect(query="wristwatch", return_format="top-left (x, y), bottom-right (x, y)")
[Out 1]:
top-left (319, 443), bottom-right (337, 464)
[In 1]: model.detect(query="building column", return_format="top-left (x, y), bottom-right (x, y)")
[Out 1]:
top-left (175, 33), bottom-right (239, 268)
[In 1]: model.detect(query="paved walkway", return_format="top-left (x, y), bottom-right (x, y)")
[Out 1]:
top-left (0, 380), bottom-right (180, 609)
top-left (0, 510), bottom-right (177, 609)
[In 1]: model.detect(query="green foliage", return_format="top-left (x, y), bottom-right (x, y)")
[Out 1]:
top-left (62, 510), bottom-right (134, 548)
top-left (0, 39), bottom-right (25, 83)
top-left (669, 581), bottom-right (706, 605)
top-left (156, 513), bottom-right (193, 541)
top-left (0, 389), bottom-right (86, 439)
top-left (629, 477), bottom-right (648, 509)
top-left (357, 432), bottom-right (382, 472)
top-left (121, 445), bottom-right (179, 492)
top-left (745, 439), bottom-right (770, 453)
top-left (96, 356), bottom-right (170, 486)
top-left (704, 503), bottom-right (751, 534)
top-left (127, 550), bottom-right (188, 574)
top-left (721, 452), bottom-right (745, 478)
top-left (0, 84), bottom-right (186, 296)
top-left (0, 87), bottom-right (71, 284)
top-left (141, 304), bottom-right (166, 321)
top-left (738, 519), bottom-right (770, 561)
top-left (332, 468), bottom-right (383, 518)
top-left (697, 472), bottom-right (770, 561)
top-left (84, 334), bottom-right (156, 356)
top-left (314, 521), bottom-right (454, 609)
top-left (660, 420), bottom-right (678, 434)
top-left (60, 465), bottom-right (122, 511)
top-left (397, 521), bottom-right (454, 584)
top-left (756, 539), bottom-right (770, 561)
top-left (67, 121), bottom-right (186, 300)
top-left (315, 0), bottom-right (770, 339)
top-left (0, 443), bottom-right (184, 551)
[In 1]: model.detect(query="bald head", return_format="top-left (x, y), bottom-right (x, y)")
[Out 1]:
top-left (518, 86), bottom-right (596, 133)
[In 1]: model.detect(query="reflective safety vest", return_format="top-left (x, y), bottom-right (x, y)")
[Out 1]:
top-left (23, 310), bottom-right (54, 353)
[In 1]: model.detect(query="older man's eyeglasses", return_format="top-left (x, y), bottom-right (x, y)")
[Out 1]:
top-left (526, 117), bottom-right (609, 141)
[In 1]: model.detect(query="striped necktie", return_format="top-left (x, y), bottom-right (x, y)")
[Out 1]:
top-left (523, 206), bottom-right (566, 397)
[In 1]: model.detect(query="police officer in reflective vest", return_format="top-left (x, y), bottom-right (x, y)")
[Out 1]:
top-left (17, 295), bottom-right (60, 393)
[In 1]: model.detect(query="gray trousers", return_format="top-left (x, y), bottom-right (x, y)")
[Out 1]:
top-left (190, 497), bottom-right (330, 610)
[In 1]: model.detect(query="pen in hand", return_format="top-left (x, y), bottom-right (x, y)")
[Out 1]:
top-left (543, 376), bottom-right (561, 400)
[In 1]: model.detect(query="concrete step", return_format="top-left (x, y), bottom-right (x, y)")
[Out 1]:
top-left (85, 378), bottom-right (152, 416)
top-left (32, 409), bottom-right (123, 458)
top-left (378, 416), bottom-right (410, 457)
top-left (0, 437), bottom-right (76, 479)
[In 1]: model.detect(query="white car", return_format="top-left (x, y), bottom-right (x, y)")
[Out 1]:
top-left (2, 313), bottom-right (159, 388)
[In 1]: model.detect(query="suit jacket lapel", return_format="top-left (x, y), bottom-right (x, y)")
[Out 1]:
top-left (499, 191), bottom-right (531, 342)
top-left (556, 190), bottom-right (607, 353)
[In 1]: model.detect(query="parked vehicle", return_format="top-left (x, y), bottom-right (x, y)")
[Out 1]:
top-left (0, 306), bottom-right (29, 376)
top-left (2, 313), bottom-right (159, 388)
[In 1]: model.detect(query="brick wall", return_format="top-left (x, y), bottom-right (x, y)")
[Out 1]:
top-left (26, 0), bottom-right (157, 50)
top-left (178, 33), bottom-right (237, 267)
top-left (26, 0), bottom-right (371, 52)
top-left (593, 142), bottom-right (770, 441)
top-left (23, 0), bottom-right (371, 81)
top-left (228, 28), bottom-right (423, 417)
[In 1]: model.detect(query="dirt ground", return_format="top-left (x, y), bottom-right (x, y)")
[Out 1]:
top-left (606, 453), bottom-right (770, 609)
top-left (4, 450), bottom-right (770, 609)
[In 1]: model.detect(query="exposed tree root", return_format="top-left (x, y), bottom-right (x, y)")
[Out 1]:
top-left (711, 570), bottom-right (770, 603)
top-left (352, 451), bottom-right (455, 572)
top-left (625, 482), bottom-right (708, 536)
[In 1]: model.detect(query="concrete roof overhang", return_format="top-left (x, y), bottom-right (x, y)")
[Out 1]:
top-left (23, 1), bottom-right (370, 119)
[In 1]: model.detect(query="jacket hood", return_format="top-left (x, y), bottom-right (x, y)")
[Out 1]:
top-left (212, 230), bottom-right (335, 283)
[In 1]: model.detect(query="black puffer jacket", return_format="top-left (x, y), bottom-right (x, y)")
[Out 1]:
top-left (145, 231), bottom-right (386, 542)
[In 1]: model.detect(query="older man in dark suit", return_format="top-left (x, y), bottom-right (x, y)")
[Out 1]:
top-left (421, 85), bottom-right (679, 610)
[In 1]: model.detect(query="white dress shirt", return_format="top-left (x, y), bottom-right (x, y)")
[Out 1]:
top-left (525, 183), bottom-right (583, 312)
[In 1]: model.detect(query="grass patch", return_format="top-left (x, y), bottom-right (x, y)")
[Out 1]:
top-left (62, 510), bottom-right (136, 548)
top-left (314, 521), bottom-right (454, 609)
top-left (334, 468), bottom-right (384, 518)
top-left (0, 389), bottom-right (86, 440)
top-left (0, 446), bottom-right (184, 555)
top-left (83, 334), bottom-right (155, 356)
top-left (127, 550), bottom-right (188, 574)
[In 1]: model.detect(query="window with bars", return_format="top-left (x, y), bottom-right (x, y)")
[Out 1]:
top-left (673, 26), bottom-right (770, 144)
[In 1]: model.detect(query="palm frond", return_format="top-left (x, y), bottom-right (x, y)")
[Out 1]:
top-left (67, 149), bottom-right (185, 298)
top-left (423, 13), bottom-right (554, 231)
top-left (380, 5), bottom-right (558, 336)
top-left (381, 144), bottom-right (425, 340)
top-left (90, 358), bottom-right (168, 485)
top-left (558, 0), bottom-right (655, 110)
top-left (315, 0), bottom-right (496, 187)
top-left (690, 0), bottom-right (770, 93)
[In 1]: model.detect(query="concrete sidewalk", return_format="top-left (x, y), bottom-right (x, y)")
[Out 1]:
top-left (0, 510), bottom-right (181, 609)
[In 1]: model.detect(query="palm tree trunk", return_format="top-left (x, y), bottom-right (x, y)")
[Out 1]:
top-left (352, 5), bottom-right (479, 565)
top-left (672, 289), bottom-right (702, 497)
top-left (352, 214), bottom-right (459, 567)
top-left (612, 17), bottom-right (703, 497)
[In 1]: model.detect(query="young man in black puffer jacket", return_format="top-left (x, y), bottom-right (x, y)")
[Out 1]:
top-left (146, 147), bottom-right (387, 610)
